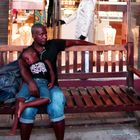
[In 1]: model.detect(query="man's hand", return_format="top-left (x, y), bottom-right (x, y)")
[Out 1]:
top-left (28, 81), bottom-right (39, 97)
top-left (79, 35), bottom-right (86, 40)
top-left (57, 20), bottom-right (66, 26)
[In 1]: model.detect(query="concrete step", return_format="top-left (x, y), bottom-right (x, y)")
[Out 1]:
top-left (0, 112), bottom-right (140, 140)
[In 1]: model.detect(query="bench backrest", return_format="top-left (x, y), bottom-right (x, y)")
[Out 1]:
top-left (0, 43), bottom-right (134, 87)
top-left (58, 45), bottom-right (127, 78)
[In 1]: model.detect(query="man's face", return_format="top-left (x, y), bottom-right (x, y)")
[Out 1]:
top-left (33, 26), bottom-right (47, 46)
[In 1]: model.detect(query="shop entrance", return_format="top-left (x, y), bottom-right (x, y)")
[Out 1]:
top-left (8, 0), bottom-right (60, 45)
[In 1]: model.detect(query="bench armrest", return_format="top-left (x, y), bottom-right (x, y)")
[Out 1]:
top-left (128, 66), bottom-right (140, 77)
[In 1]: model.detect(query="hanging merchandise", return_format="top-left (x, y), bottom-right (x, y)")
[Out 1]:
top-left (34, 10), bottom-right (46, 25)
top-left (61, 0), bottom-right (96, 42)
top-left (34, 0), bottom-right (47, 25)
top-left (18, 23), bottom-right (32, 45)
top-left (12, 0), bottom-right (45, 10)
top-left (47, 0), bottom-right (54, 27)
top-left (103, 26), bottom-right (116, 45)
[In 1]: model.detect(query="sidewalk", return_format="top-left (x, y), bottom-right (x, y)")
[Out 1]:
top-left (1, 123), bottom-right (140, 140)
top-left (0, 112), bottom-right (140, 140)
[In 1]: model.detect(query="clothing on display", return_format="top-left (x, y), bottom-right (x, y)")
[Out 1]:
top-left (19, 24), bottom-right (32, 45)
top-left (63, 0), bottom-right (96, 42)
top-left (47, 0), bottom-right (54, 27)
top-left (132, 26), bottom-right (139, 47)
top-left (132, 26), bottom-right (139, 63)
top-left (103, 26), bottom-right (116, 45)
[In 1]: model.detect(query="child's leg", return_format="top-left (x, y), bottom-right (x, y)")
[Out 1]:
top-left (8, 98), bottom-right (25, 135)
top-left (17, 79), bottom-right (51, 117)
top-left (18, 98), bottom-right (50, 118)
top-left (8, 82), bottom-right (30, 135)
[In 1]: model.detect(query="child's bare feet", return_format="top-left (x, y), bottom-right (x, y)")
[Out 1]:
top-left (18, 102), bottom-right (25, 118)
top-left (7, 129), bottom-right (16, 136)
top-left (8, 116), bottom-right (19, 136)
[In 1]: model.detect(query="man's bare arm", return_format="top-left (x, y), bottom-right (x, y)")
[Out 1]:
top-left (65, 39), bottom-right (94, 47)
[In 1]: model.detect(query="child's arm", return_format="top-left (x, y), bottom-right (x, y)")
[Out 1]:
top-left (18, 52), bottom-right (39, 97)
top-left (44, 59), bottom-right (55, 89)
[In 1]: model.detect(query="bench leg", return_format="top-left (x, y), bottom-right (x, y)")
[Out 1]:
top-left (134, 111), bottom-right (140, 126)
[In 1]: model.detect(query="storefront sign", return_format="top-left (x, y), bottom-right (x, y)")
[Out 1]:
top-left (12, 0), bottom-right (45, 10)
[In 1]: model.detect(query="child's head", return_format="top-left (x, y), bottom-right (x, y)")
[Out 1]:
top-left (22, 48), bottom-right (39, 65)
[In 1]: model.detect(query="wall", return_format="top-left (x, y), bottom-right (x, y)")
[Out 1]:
top-left (0, 0), bottom-right (9, 45)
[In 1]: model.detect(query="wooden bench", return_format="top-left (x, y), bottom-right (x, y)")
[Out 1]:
top-left (0, 43), bottom-right (140, 116)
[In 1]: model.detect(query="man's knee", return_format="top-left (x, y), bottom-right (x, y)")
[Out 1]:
top-left (47, 86), bottom-right (66, 122)
top-left (47, 102), bottom-right (65, 122)
top-left (19, 107), bottom-right (38, 124)
top-left (50, 86), bottom-right (66, 105)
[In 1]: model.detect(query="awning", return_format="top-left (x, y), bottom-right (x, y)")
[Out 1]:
top-left (12, 0), bottom-right (45, 10)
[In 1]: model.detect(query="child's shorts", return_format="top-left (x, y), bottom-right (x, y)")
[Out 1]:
top-left (16, 78), bottom-right (51, 102)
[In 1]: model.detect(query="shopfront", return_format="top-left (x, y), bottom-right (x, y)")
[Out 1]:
top-left (7, 0), bottom-right (140, 44)
top-left (60, 0), bottom-right (140, 50)
top-left (8, 0), bottom-right (46, 45)
top-left (60, 0), bottom-right (129, 45)
top-left (6, 0), bottom-right (140, 66)
top-left (59, 0), bottom-right (140, 67)
top-left (0, 1), bottom-right (9, 45)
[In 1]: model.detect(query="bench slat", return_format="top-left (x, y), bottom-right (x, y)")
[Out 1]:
top-left (78, 87), bottom-right (94, 107)
top-left (81, 51), bottom-right (85, 72)
top-left (87, 87), bottom-right (104, 106)
top-left (119, 85), bottom-right (140, 104)
top-left (95, 86), bottom-right (113, 106)
top-left (119, 50), bottom-right (123, 71)
top-left (103, 86), bottom-right (123, 105)
top-left (66, 52), bottom-right (69, 73)
top-left (69, 87), bottom-right (85, 108)
top-left (62, 87), bottom-right (74, 108)
top-left (111, 85), bottom-right (132, 104)
top-left (96, 51), bottom-right (101, 72)
top-left (89, 51), bottom-right (93, 72)
top-left (111, 51), bottom-right (116, 72)
top-left (104, 51), bottom-right (108, 72)
top-left (73, 51), bottom-right (77, 72)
